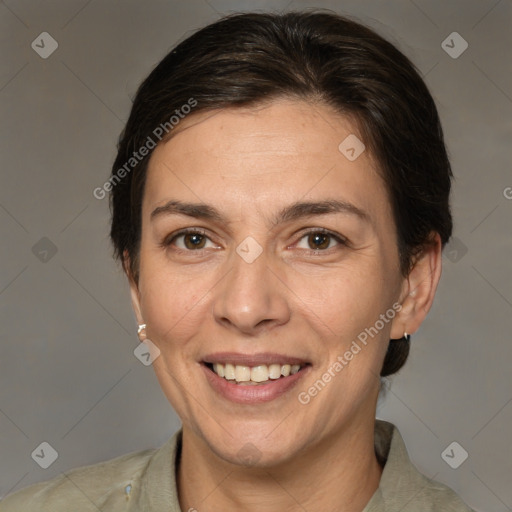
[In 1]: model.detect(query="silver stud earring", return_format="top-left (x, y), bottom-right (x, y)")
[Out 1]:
top-left (137, 323), bottom-right (146, 334)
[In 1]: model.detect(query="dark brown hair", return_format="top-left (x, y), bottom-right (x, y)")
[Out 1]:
top-left (109, 10), bottom-right (452, 377)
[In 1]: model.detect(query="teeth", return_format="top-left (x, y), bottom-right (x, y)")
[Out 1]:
top-left (210, 363), bottom-right (305, 383)
top-left (291, 364), bottom-right (300, 375)
top-left (268, 364), bottom-right (281, 379)
top-left (224, 363), bottom-right (235, 380)
top-left (250, 365), bottom-right (268, 383)
top-left (235, 365), bottom-right (251, 382)
top-left (213, 363), bottom-right (225, 378)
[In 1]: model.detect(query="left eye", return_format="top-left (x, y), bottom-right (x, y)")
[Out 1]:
top-left (172, 231), bottom-right (217, 250)
top-left (296, 231), bottom-right (345, 251)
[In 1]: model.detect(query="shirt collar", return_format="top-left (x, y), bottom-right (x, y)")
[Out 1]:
top-left (139, 429), bottom-right (182, 511)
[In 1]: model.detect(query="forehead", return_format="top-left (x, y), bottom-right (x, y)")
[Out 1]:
top-left (143, 99), bottom-right (390, 225)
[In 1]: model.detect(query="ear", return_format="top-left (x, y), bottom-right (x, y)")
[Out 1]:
top-left (123, 250), bottom-right (145, 326)
top-left (390, 232), bottom-right (443, 339)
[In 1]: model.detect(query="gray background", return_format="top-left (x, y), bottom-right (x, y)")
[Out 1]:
top-left (1, 1), bottom-right (511, 510)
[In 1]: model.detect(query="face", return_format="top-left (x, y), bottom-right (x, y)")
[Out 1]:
top-left (129, 99), bottom-right (423, 467)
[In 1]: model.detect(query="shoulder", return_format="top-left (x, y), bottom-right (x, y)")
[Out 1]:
top-left (375, 420), bottom-right (476, 511)
top-left (0, 446), bottom-right (157, 512)
top-left (410, 471), bottom-right (476, 511)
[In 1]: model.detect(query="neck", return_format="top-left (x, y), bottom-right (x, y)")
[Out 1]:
top-left (177, 413), bottom-right (383, 512)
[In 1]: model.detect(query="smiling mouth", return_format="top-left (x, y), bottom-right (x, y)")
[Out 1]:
top-left (204, 362), bottom-right (309, 385)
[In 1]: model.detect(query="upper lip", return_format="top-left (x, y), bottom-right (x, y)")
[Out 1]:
top-left (202, 352), bottom-right (309, 367)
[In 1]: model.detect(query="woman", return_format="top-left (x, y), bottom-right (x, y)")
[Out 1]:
top-left (1, 10), bottom-right (475, 512)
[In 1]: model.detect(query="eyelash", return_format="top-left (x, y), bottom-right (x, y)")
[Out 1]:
top-left (160, 227), bottom-right (348, 255)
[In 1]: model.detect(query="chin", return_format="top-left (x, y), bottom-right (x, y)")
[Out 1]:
top-left (197, 418), bottom-right (310, 468)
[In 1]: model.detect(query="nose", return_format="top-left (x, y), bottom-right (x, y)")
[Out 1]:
top-left (212, 247), bottom-right (291, 335)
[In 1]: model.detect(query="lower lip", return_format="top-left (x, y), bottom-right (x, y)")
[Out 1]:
top-left (202, 364), bottom-right (310, 404)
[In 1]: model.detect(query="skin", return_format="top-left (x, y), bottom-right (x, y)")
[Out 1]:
top-left (127, 99), bottom-right (442, 512)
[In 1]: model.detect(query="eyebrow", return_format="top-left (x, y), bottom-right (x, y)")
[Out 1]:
top-left (150, 199), bottom-right (370, 227)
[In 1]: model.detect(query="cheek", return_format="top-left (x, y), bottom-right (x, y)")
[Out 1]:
top-left (138, 263), bottom-right (215, 351)
top-left (287, 261), bottom-right (389, 341)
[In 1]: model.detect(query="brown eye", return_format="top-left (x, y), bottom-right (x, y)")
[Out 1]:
top-left (307, 232), bottom-right (331, 250)
top-left (295, 229), bottom-right (346, 252)
top-left (163, 229), bottom-right (217, 251)
top-left (182, 233), bottom-right (207, 250)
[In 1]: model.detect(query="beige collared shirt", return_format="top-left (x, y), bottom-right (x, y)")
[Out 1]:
top-left (0, 420), bottom-right (475, 511)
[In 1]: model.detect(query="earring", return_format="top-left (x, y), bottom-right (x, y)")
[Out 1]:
top-left (137, 323), bottom-right (146, 334)
top-left (404, 332), bottom-right (410, 341)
